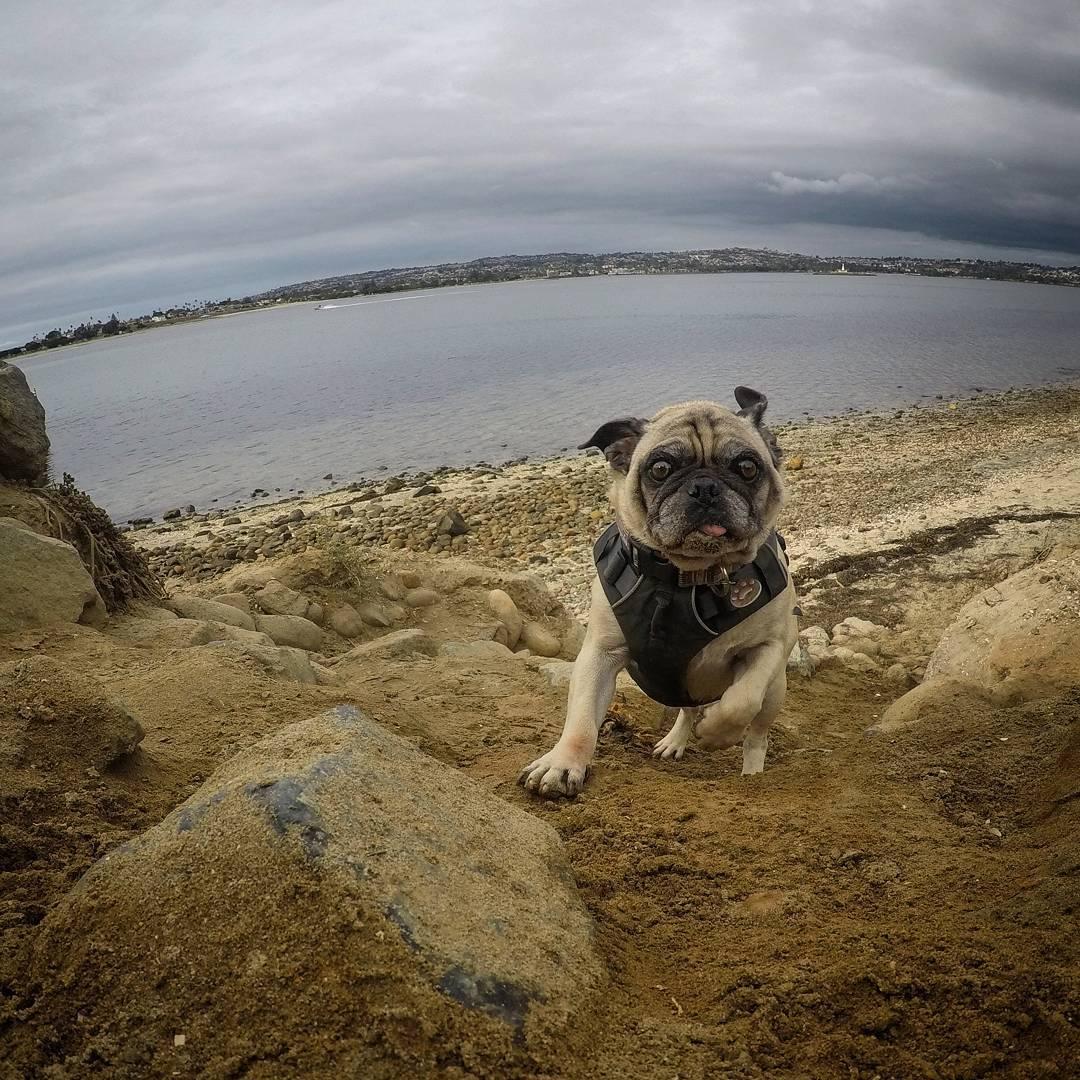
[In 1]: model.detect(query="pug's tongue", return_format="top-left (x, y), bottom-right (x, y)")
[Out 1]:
top-left (699, 524), bottom-right (728, 538)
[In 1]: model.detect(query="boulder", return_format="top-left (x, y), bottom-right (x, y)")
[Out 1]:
top-left (327, 604), bottom-right (365, 639)
top-left (205, 641), bottom-right (318, 683)
top-left (166, 594), bottom-right (256, 630)
top-left (357, 602), bottom-right (393, 628)
top-left (335, 629), bottom-right (438, 663)
top-left (867, 676), bottom-right (992, 735)
top-left (439, 640), bottom-right (515, 661)
top-left (0, 656), bottom-right (144, 776)
top-left (211, 592), bottom-right (251, 613)
top-left (0, 520), bottom-right (107, 634)
top-left (520, 621), bottom-right (561, 658)
top-left (488, 589), bottom-right (524, 649)
top-left (17, 708), bottom-right (603, 1077)
top-left (253, 579), bottom-right (317, 620)
top-left (925, 557), bottom-right (1080, 699)
top-left (110, 617), bottom-right (275, 650)
top-left (253, 613), bottom-right (323, 651)
top-left (0, 360), bottom-right (49, 481)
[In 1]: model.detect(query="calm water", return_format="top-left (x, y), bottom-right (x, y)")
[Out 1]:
top-left (21, 273), bottom-right (1080, 521)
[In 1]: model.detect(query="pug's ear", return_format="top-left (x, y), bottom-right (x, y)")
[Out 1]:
top-left (734, 386), bottom-right (782, 466)
top-left (579, 417), bottom-right (648, 474)
top-left (734, 385), bottom-right (768, 425)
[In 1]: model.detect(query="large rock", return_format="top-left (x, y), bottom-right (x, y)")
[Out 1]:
top-left (0, 360), bottom-right (49, 481)
top-left (0, 656), bottom-right (143, 776)
top-left (868, 676), bottom-right (994, 736)
top-left (253, 613), bottom-right (323, 651)
top-left (109, 617), bottom-right (274, 650)
top-left (925, 556), bottom-right (1080, 699)
top-left (205, 641), bottom-right (318, 683)
top-left (520, 621), bottom-right (561, 658)
top-left (334, 628), bottom-right (439, 664)
top-left (16, 708), bottom-right (603, 1076)
top-left (253, 579), bottom-right (318, 621)
top-left (488, 589), bottom-right (523, 650)
top-left (166, 594), bottom-right (256, 630)
top-left (0, 519), bottom-right (107, 634)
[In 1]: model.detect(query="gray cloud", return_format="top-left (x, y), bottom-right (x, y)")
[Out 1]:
top-left (2, 0), bottom-right (1079, 341)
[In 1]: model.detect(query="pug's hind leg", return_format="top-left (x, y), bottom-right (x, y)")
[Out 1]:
top-left (652, 706), bottom-right (702, 761)
top-left (741, 672), bottom-right (786, 776)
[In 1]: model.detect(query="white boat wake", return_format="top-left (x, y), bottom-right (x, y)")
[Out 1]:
top-left (318, 292), bottom-right (445, 310)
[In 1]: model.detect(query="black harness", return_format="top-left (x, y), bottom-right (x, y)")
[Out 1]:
top-left (594, 523), bottom-right (790, 708)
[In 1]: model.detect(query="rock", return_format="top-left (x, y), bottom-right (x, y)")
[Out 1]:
top-left (163, 507), bottom-right (182, 521)
top-left (439, 640), bottom-right (515, 661)
top-left (0, 656), bottom-right (144, 774)
top-left (884, 662), bottom-right (914, 688)
top-left (327, 604), bottom-right (365, 638)
top-left (0, 520), bottom-right (108, 634)
top-left (787, 641), bottom-right (816, 678)
top-left (205, 641), bottom-right (318, 683)
top-left (785, 456), bottom-right (805, 471)
top-left (253, 579), bottom-right (316, 620)
top-left (335, 629), bottom-right (438, 662)
top-left (800, 626), bottom-right (831, 649)
top-left (830, 646), bottom-right (879, 673)
top-left (867, 676), bottom-right (992, 735)
top-left (379, 576), bottom-right (407, 601)
top-left (166, 595), bottom-right (256, 631)
top-left (400, 571), bottom-right (422, 590)
top-left (19, 708), bottom-right (603, 1075)
top-left (287, 508), bottom-right (305, 523)
top-left (488, 589), bottom-right (524, 649)
top-left (539, 660), bottom-right (575, 688)
top-left (520, 621), bottom-right (561, 658)
top-left (925, 556), bottom-right (1080, 699)
top-left (0, 360), bottom-right (50, 481)
top-left (357, 602), bottom-right (393, 628)
top-left (212, 591), bottom-right (251, 613)
top-left (253, 614), bottom-right (323, 651)
top-left (560, 619), bottom-right (587, 660)
top-left (404, 588), bottom-right (439, 609)
top-left (384, 602), bottom-right (407, 624)
top-left (110, 617), bottom-right (274, 650)
top-left (832, 617), bottom-right (888, 644)
top-left (437, 510), bottom-right (469, 536)
top-left (412, 483), bottom-right (440, 497)
top-left (307, 602), bottom-right (325, 626)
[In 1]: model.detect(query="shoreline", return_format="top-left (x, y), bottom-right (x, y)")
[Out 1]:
top-left (130, 379), bottom-right (1080, 617)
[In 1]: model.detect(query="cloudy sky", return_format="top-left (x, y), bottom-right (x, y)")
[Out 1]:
top-left (3, 0), bottom-right (1079, 342)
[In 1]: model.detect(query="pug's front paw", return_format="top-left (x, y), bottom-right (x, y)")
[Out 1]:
top-left (652, 726), bottom-right (693, 761)
top-left (518, 744), bottom-right (590, 799)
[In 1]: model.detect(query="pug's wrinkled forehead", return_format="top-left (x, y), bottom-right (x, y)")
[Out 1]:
top-left (580, 386), bottom-right (782, 474)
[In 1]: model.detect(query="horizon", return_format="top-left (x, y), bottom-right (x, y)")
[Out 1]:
top-left (4, 2), bottom-right (1079, 346)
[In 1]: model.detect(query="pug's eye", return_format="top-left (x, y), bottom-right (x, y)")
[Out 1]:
top-left (735, 457), bottom-right (759, 481)
top-left (648, 460), bottom-right (673, 482)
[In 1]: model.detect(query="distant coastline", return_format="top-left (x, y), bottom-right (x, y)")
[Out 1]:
top-left (5, 246), bottom-right (1078, 362)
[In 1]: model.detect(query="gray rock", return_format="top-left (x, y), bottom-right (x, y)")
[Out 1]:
top-left (327, 604), bottom-right (365, 638)
top-left (253, 613), bottom-right (323, 651)
top-left (404, 588), bottom-right (439, 608)
top-left (166, 595), bottom-right (256, 631)
top-left (0, 520), bottom-right (107, 634)
top-left (109, 617), bottom-right (275, 650)
top-left (437, 510), bottom-right (469, 536)
top-left (357, 602), bottom-right (393, 628)
top-left (439, 640), bottom-right (515, 661)
top-left (0, 360), bottom-right (49, 482)
top-left (253, 579), bottom-right (315, 620)
top-left (163, 508), bottom-right (182, 521)
top-left (336, 629), bottom-right (438, 662)
top-left (22, 708), bottom-right (603, 1075)
top-left (212, 592), bottom-right (251, 613)
top-left (205, 641), bottom-right (318, 683)
top-left (412, 483), bottom-right (440, 497)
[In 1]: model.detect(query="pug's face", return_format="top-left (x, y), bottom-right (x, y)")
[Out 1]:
top-left (581, 387), bottom-right (786, 567)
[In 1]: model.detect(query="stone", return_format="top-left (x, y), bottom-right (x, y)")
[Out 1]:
top-left (925, 555), bottom-right (1080, 700)
top-left (253, 614), bottom-right (323, 651)
top-left (110, 617), bottom-right (274, 650)
top-left (800, 626), bottom-right (831, 649)
top-left (830, 646), bottom-right (879, 673)
top-left (0, 656), bottom-right (144, 775)
top-left (335, 629), bottom-right (438, 662)
top-left (18, 708), bottom-right (603, 1075)
top-left (884, 662), bottom-right (913, 688)
top-left (287, 508), bottom-right (305, 523)
top-left (307, 602), bottom-right (325, 626)
top-left (832, 617), bottom-right (888, 644)
top-left (166, 595), bottom-right (256, 631)
top-left (520, 621), bottom-right (561, 658)
top-left (357, 602), bottom-right (393, 628)
top-left (400, 571), bottom-right (422, 589)
top-left (404, 588), bottom-right (439, 609)
top-left (327, 604), bottom-right (365, 639)
top-left (379, 576), bottom-right (407, 601)
top-left (0, 360), bottom-right (50, 481)
top-left (212, 591), bottom-right (251, 612)
top-left (412, 483), bottom-right (440, 497)
top-left (785, 456), bottom-right (805, 471)
top-left (253, 579), bottom-right (316, 620)
top-left (867, 676), bottom-right (992, 735)
top-left (539, 660), bottom-right (575, 689)
top-left (0, 520), bottom-right (107, 634)
top-left (436, 510), bottom-right (469, 536)
top-left (487, 589), bottom-right (524, 650)
top-left (787, 641), bottom-right (816, 678)
top-left (163, 508), bottom-right (182, 521)
top-left (205, 641), bottom-right (318, 683)
top-left (439, 640), bottom-right (515, 661)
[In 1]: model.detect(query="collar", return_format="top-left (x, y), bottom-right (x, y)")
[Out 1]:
top-left (618, 527), bottom-right (739, 595)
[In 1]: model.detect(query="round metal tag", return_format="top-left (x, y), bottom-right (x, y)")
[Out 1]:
top-left (729, 578), bottom-right (763, 609)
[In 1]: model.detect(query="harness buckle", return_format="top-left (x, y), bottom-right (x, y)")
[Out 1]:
top-left (678, 565), bottom-right (731, 593)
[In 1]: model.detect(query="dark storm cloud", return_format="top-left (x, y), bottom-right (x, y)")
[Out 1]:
top-left (2, 0), bottom-right (1079, 340)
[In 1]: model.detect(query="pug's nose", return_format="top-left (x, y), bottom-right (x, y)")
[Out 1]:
top-left (687, 478), bottom-right (721, 504)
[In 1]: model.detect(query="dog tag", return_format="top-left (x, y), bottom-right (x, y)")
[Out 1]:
top-left (729, 578), bottom-right (762, 609)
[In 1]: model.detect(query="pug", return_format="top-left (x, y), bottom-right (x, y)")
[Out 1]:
top-left (519, 387), bottom-right (798, 799)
